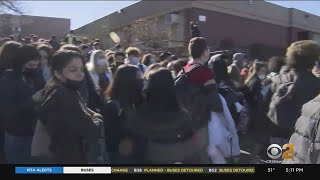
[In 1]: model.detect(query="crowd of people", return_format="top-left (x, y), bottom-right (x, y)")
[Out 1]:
top-left (0, 31), bottom-right (319, 164)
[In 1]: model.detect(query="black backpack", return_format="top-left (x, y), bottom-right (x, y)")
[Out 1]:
top-left (174, 64), bottom-right (203, 108)
top-left (174, 64), bottom-right (211, 128)
top-left (218, 87), bottom-right (243, 125)
top-left (267, 73), bottom-right (299, 134)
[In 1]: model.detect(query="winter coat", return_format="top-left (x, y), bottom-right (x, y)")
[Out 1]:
top-left (243, 76), bottom-right (272, 142)
top-left (283, 94), bottom-right (320, 164)
top-left (39, 79), bottom-right (101, 164)
top-left (125, 103), bottom-right (211, 164)
top-left (269, 70), bottom-right (320, 138)
top-left (102, 100), bottom-right (145, 164)
top-left (0, 70), bottom-right (40, 136)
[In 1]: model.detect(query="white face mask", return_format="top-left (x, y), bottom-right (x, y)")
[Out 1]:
top-left (258, 74), bottom-right (266, 80)
top-left (129, 57), bottom-right (139, 65)
top-left (96, 59), bottom-right (107, 66)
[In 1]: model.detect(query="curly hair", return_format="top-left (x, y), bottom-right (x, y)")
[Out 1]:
top-left (286, 40), bottom-right (320, 71)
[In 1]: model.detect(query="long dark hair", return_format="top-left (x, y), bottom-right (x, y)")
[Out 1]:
top-left (14, 44), bottom-right (40, 71)
top-left (0, 41), bottom-right (22, 72)
top-left (210, 54), bottom-right (233, 86)
top-left (50, 50), bottom-right (85, 81)
top-left (37, 43), bottom-right (54, 66)
top-left (146, 68), bottom-right (179, 111)
top-left (106, 64), bottom-right (143, 108)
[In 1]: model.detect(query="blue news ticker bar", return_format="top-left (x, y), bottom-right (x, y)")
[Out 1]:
top-left (15, 167), bottom-right (63, 174)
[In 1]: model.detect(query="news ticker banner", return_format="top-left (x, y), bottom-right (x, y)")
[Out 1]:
top-left (15, 167), bottom-right (255, 174)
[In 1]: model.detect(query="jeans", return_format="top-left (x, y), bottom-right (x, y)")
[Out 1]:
top-left (4, 132), bottom-right (33, 164)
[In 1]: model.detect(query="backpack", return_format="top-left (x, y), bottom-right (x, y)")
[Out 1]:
top-left (218, 87), bottom-right (243, 125)
top-left (145, 126), bottom-right (211, 164)
top-left (174, 64), bottom-right (203, 110)
top-left (267, 73), bottom-right (298, 134)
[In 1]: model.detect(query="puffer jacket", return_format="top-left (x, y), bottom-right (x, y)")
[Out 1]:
top-left (283, 94), bottom-right (320, 164)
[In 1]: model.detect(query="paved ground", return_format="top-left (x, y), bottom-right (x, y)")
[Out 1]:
top-left (237, 133), bottom-right (268, 164)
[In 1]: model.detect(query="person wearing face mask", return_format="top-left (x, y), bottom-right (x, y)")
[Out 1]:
top-left (39, 50), bottom-right (104, 164)
top-left (37, 44), bottom-right (54, 82)
top-left (0, 44), bottom-right (45, 164)
top-left (125, 47), bottom-right (147, 75)
top-left (243, 61), bottom-right (268, 108)
top-left (242, 61), bottom-right (271, 162)
top-left (87, 50), bottom-right (113, 97)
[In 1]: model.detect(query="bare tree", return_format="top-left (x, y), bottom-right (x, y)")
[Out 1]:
top-left (0, 1), bottom-right (25, 37)
top-left (0, 0), bottom-right (22, 14)
top-left (118, 17), bottom-right (169, 51)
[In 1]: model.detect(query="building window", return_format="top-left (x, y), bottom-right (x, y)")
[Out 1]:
top-left (198, 15), bottom-right (206, 22)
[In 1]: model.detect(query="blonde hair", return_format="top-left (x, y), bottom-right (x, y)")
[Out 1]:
top-left (286, 40), bottom-right (320, 71)
top-left (125, 47), bottom-right (140, 56)
top-left (86, 50), bottom-right (108, 72)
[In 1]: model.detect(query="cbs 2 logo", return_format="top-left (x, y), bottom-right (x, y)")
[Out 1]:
top-left (267, 144), bottom-right (294, 159)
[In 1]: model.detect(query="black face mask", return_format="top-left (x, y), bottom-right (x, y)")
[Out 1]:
top-left (63, 78), bottom-right (84, 91)
top-left (23, 68), bottom-right (40, 78)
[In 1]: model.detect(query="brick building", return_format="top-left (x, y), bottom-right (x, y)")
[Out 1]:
top-left (75, 1), bottom-right (320, 60)
top-left (0, 14), bottom-right (70, 41)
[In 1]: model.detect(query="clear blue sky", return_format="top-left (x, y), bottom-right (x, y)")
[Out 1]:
top-left (18, 1), bottom-right (320, 30)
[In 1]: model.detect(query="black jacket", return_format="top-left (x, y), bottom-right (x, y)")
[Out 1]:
top-left (102, 100), bottom-right (145, 164)
top-left (80, 68), bottom-right (104, 111)
top-left (40, 79), bottom-right (101, 164)
top-left (284, 94), bottom-right (320, 164)
top-left (125, 103), bottom-right (211, 164)
top-left (243, 77), bottom-right (272, 141)
top-left (0, 70), bottom-right (39, 136)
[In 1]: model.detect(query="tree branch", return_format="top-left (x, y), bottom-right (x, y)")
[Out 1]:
top-left (0, 0), bottom-right (22, 14)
